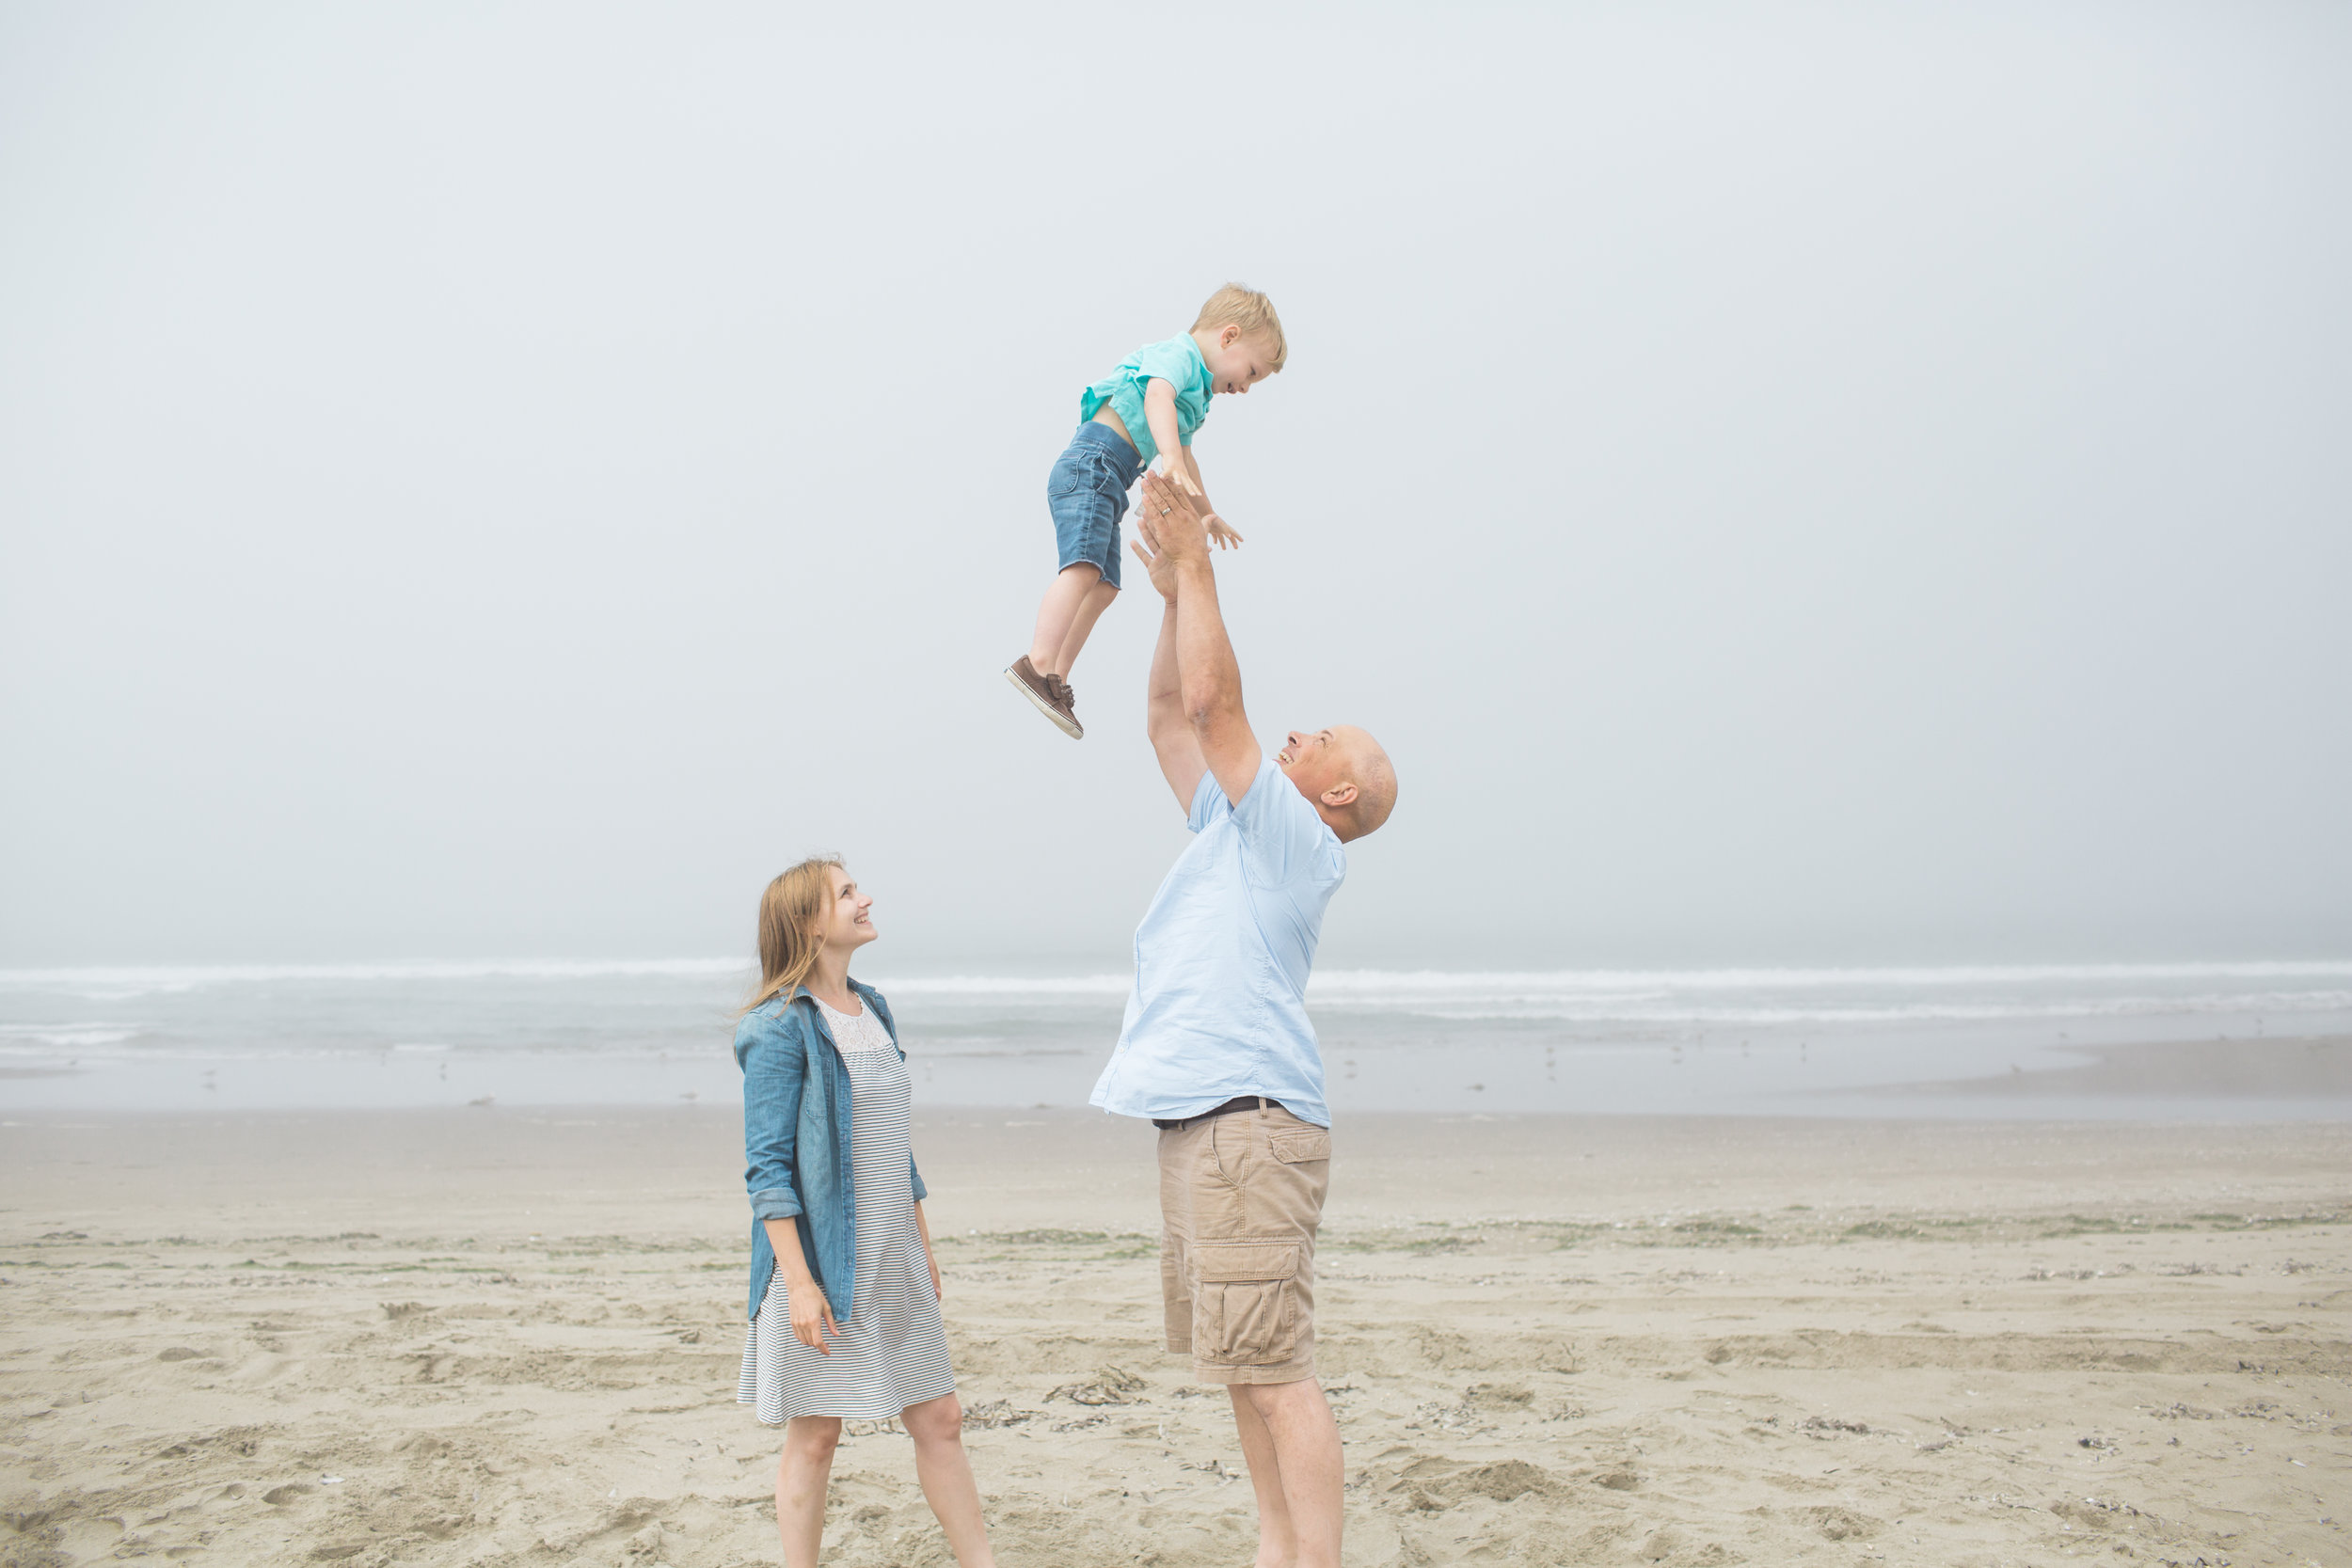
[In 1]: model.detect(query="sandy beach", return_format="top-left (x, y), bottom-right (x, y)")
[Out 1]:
top-left (2, 1107), bottom-right (2346, 1567)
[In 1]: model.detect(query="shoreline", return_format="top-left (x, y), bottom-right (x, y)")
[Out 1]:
top-left (9, 1034), bottom-right (2352, 1120)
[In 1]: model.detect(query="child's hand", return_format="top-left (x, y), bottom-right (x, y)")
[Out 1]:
top-left (1159, 458), bottom-right (1201, 496)
top-left (1202, 513), bottom-right (1245, 550)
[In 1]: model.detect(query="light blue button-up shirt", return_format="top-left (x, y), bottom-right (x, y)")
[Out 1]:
top-left (1090, 761), bottom-right (1347, 1128)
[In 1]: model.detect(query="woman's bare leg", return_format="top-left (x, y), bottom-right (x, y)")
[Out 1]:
top-left (775, 1416), bottom-right (841, 1568)
top-left (902, 1393), bottom-right (997, 1568)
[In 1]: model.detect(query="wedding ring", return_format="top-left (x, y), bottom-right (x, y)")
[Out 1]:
top-left (1159, 506), bottom-right (1170, 515)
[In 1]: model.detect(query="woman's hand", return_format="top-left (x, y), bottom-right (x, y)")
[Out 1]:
top-left (911, 1196), bottom-right (945, 1302)
top-left (787, 1279), bottom-right (839, 1354)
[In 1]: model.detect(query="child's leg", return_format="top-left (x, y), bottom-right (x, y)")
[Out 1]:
top-left (775, 1415), bottom-right (842, 1568)
top-left (1025, 564), bottom-right (1104, 676)
top-left (902, 1393), bottom-right (996, 1568)
top-left (1049, 576), bottom-right (1120, 679)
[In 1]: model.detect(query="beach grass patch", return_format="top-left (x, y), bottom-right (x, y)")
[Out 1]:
top-left (1403, 1234), bottom-right (1477, 1256)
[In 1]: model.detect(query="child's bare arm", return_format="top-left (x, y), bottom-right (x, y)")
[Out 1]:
top-left (1142, 380), bottom-right (1199, 494)
top-left (1179, 447), bottom-right (1211, 509)
top-left (1181, 448), bottom-right (1243, 548)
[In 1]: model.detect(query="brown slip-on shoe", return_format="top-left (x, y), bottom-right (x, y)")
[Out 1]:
top-left (1006, 655), bottom-right (1082, 738)
top-left (1050, 675), bottom-right (1085, 739)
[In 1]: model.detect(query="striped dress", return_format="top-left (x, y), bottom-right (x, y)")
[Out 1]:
top-left (737, 997), bottom-right (956, 1424)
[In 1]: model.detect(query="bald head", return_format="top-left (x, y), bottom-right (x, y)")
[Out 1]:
top-left (1343, 730), bottom-right (1397, 839)
top-left (1276, 725), bottom-right (1397, 844)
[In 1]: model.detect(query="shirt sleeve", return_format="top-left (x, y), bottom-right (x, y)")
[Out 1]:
top-left (1231, 760), bottom-right (1338, 886)
top-left (739, 1009), bottom-right (806, 1222)
top-left (1186, 768), bottom-right (1224, 832)
top-left (1130, 336), bottom-right (1203, 393)
top-left (1122, 338), bottom-right (1211, 448)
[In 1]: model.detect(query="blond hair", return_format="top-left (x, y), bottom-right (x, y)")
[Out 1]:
top-left (1192, 283), bottom-right (1287, 371)
top-left (741, 855), bottom-right (844, 1016)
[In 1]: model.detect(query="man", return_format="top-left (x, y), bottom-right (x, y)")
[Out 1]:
top-left (1090, 468), bottom-right (1397, 1568)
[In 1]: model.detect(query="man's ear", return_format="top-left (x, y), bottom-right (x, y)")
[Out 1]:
top-left (1321, 782), bottom-right (1360, 809)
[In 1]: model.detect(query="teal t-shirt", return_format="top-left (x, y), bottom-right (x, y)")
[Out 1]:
top-left (1078, 334), bottom-right (1212, 467)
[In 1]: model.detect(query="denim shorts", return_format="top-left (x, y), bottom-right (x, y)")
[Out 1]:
top-left (1048, 420), bottom-right (1143, 590)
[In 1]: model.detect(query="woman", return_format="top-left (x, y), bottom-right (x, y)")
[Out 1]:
top-left (734, 857), bottom-right (994, 1568)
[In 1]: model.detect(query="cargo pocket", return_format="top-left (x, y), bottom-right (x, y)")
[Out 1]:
top-left (1192, 1242), bottom-right (1301, 1366)
top-left (1266, 1127), bottom-right (1330, 1165)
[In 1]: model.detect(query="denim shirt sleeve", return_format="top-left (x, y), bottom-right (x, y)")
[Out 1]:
top-left (738, 1005), bottom-right (806, 1221)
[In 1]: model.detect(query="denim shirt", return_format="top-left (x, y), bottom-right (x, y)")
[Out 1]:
top-left (736, 979), bottom-right (928, 1322)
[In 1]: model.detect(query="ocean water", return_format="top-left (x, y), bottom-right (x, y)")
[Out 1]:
top-left (3, 960), bottom-right (2348, 1119)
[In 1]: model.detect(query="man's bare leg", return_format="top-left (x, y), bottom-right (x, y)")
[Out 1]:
top-left (1229, 1380), bottom-right (1342, 1568)
top-left (1229, 1385), bottom-right (1296, 1568)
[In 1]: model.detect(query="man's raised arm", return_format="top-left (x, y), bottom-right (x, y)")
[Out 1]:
top-left (1137, 470), bottom-right (1262, 805)
top-left (1130, 500), bottom-right (1210, 810)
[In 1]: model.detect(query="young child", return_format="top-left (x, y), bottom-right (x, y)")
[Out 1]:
top-left (1005, 284), bottom-right (1286, 737)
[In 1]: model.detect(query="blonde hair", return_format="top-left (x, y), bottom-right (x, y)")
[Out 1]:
top-left (742, 855), bottom-right (844, 1016)
top-left (1192, 283), bottom-right (1287, 371)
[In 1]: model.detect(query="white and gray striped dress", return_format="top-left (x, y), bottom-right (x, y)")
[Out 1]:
top-left (737, 996), bottom-right (956, 1424)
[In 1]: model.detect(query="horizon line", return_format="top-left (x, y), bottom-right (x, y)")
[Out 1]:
top-left (5, 958), bottom-right (2352, 990)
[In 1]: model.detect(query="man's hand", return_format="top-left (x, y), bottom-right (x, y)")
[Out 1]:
top-left (1202, 513), bottom-right (1245, 550)
top-left (1138, 470), bottom-right (1212, 567)
top-left (787, 1279), bottom-right (839, 1354)
top-left (1141, 467), bottom-right (1261, 799)
top-left (1128, 514), bottom-right (1181, 604)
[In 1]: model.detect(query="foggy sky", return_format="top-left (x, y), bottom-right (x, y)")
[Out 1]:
top-left (3, 2), bottom-right (2347, 969)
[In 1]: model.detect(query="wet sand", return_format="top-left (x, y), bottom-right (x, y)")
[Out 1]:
top-left (2, 1108), bottom-right (2347, 1566)
top-left (1913, 1036), bottom-right (2352, 1101)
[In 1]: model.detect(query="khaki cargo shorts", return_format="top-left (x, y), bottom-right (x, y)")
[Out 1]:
top-left (1157, 1101), bottom-right (1331, 1386)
